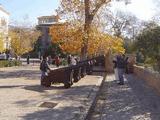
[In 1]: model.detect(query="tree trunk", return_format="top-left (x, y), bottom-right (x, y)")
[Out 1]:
top-left (80, 0), bottom-right (109, 60)
top-left (105, 50), bottom-right (114, 73)
top-left (81, 0), bottom-right (91, 60)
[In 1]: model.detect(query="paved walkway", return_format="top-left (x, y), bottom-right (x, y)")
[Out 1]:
top-left (89, 74), bottom-right (160, 120)
top-left (1, 65), bottom-right (160, 120)
top-left (0, 66), bottom-right (104, 120)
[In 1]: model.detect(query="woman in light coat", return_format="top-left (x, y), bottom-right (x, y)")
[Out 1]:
top-left (113, 56), bottom-right (119, 81)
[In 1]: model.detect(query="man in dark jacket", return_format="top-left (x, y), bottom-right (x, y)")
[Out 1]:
top-left (116, 54), bottom-right (126, 85)
top-left (27, 55), bottom-right (30, 64)
top-left (40, 56), bottom-right (51, 84)
top-left (67, 55), bottom-right (71, 65)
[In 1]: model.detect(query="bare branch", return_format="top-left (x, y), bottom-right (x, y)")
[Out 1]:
top-left (91, 0), bottom-right (111, 17)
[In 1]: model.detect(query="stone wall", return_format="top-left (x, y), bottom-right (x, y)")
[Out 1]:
top-left (134, 65), bottom-right (160, 94)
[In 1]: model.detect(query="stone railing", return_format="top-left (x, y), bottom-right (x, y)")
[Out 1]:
top-left (133, 65), bottom-right (160, 93)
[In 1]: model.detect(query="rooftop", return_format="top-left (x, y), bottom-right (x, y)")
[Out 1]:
top-left (37, 14), bottom-right (63, 25)
top-left (37, 15), bottom-right (60, 20)
top-left (0, 4), bottom-right (10, 15)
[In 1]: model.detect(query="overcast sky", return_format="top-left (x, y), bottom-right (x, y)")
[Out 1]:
top-left (0, 0), bottom-right (157, 26)
top-left (112, 0), bottom-right (156, 20)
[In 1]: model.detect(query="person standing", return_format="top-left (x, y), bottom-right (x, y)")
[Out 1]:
top-left (48, 56), bottom-right (52, 65)
top-left (71, 56), bottom-right (77, 65)
top-left (116, 54), bottom-right (126, 85)
top-left (27, 55), bottom-right (30, 64)
top-left (113, 55), bottom-right (119, 81)
top-left (67, 55), bottom-right (71, 65)
top-left (55, 55), bottom-right (60, 67)
top-left (40, 56), bottom-right (51, 85)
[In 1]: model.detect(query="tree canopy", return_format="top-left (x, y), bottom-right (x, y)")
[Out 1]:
top-left (134, 23), bottom-right (160, 71)
top-left (50, 0), bottom-right (128, 58)
top-left (0, 34), bottom-right (4, 53)
top-left (50, 22), bottom-right (125, 55)
top-left (9, 27), bottom-right (40, 56)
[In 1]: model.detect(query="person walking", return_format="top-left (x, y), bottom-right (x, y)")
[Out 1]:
top-left (116, 54), bottom-right (126, 85)
top-left (40, 56), bottom-right (51, 85)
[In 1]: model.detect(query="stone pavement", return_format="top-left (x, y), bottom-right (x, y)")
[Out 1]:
top-left (89, 74), bottom-right (160, 120)
top-left (0, 66), bottom-right (104, 120)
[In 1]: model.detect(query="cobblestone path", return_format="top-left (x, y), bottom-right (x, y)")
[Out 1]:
top-left (89, 74), bottom-right (160, 120)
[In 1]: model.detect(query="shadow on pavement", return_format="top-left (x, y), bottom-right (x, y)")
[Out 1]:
top-left (0, 70), bottom-right (40, 80)
top-left (15, 84), bottom-right (100, 120)
top-left (23, 85), bottom-right (65, 93)
top-left (0, 85), bottom-right (25, 89)
top-left (22, 106), bottom-right (85, 120)
top-left (101, 74), bottom-right (160, 120)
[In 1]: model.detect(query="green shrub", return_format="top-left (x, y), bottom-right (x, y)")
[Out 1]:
top-left (0, 60), bottom-right (22, 68)
top-left (144, 57), bottom-right (155, 65)
top-left (61, 59), bottom-right (67, 66)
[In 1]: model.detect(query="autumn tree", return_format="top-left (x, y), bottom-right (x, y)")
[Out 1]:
top-left (50, 22), bottom-right (125, 56)
top-left (0, 34), bottom-right (4, 53)
top-left (9, 27), bottom-right (40, 57)
top-left (50, 0), bottom-right (130, 59)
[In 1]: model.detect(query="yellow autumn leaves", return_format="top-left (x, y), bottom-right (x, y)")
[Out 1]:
top-left (10, 31), bottom-right (30, 56)
top-left (50, 24), bottom-right (125, 55)
top-left (50, 24), bottom-right (82, 54)
top-left (9, 28), bottom-right (40, 56)
top-left (0, 34), bottom-right (4, 52)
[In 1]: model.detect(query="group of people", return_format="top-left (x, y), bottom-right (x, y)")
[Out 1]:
top-left (40, 55), bottom-right (80, 84)
top-left (113, 54), bottom-right (128, 85)
top-left (40, 53), bottom-right (128, 85)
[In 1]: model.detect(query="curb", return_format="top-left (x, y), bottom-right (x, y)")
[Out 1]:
top-left (84, 73), bottom-right (107, 120)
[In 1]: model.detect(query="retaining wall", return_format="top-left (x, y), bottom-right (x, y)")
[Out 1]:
top-left (134, 65), bottom-right (160, 94)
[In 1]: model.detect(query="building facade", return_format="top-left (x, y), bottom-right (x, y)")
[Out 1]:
top-left (0, 4), bottom-right (10, 50)
top-left (36, 15), bottom-right (60, 56)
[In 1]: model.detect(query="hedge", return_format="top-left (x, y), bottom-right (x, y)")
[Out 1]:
top-left (0, 60), bottom-right (22, 68)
